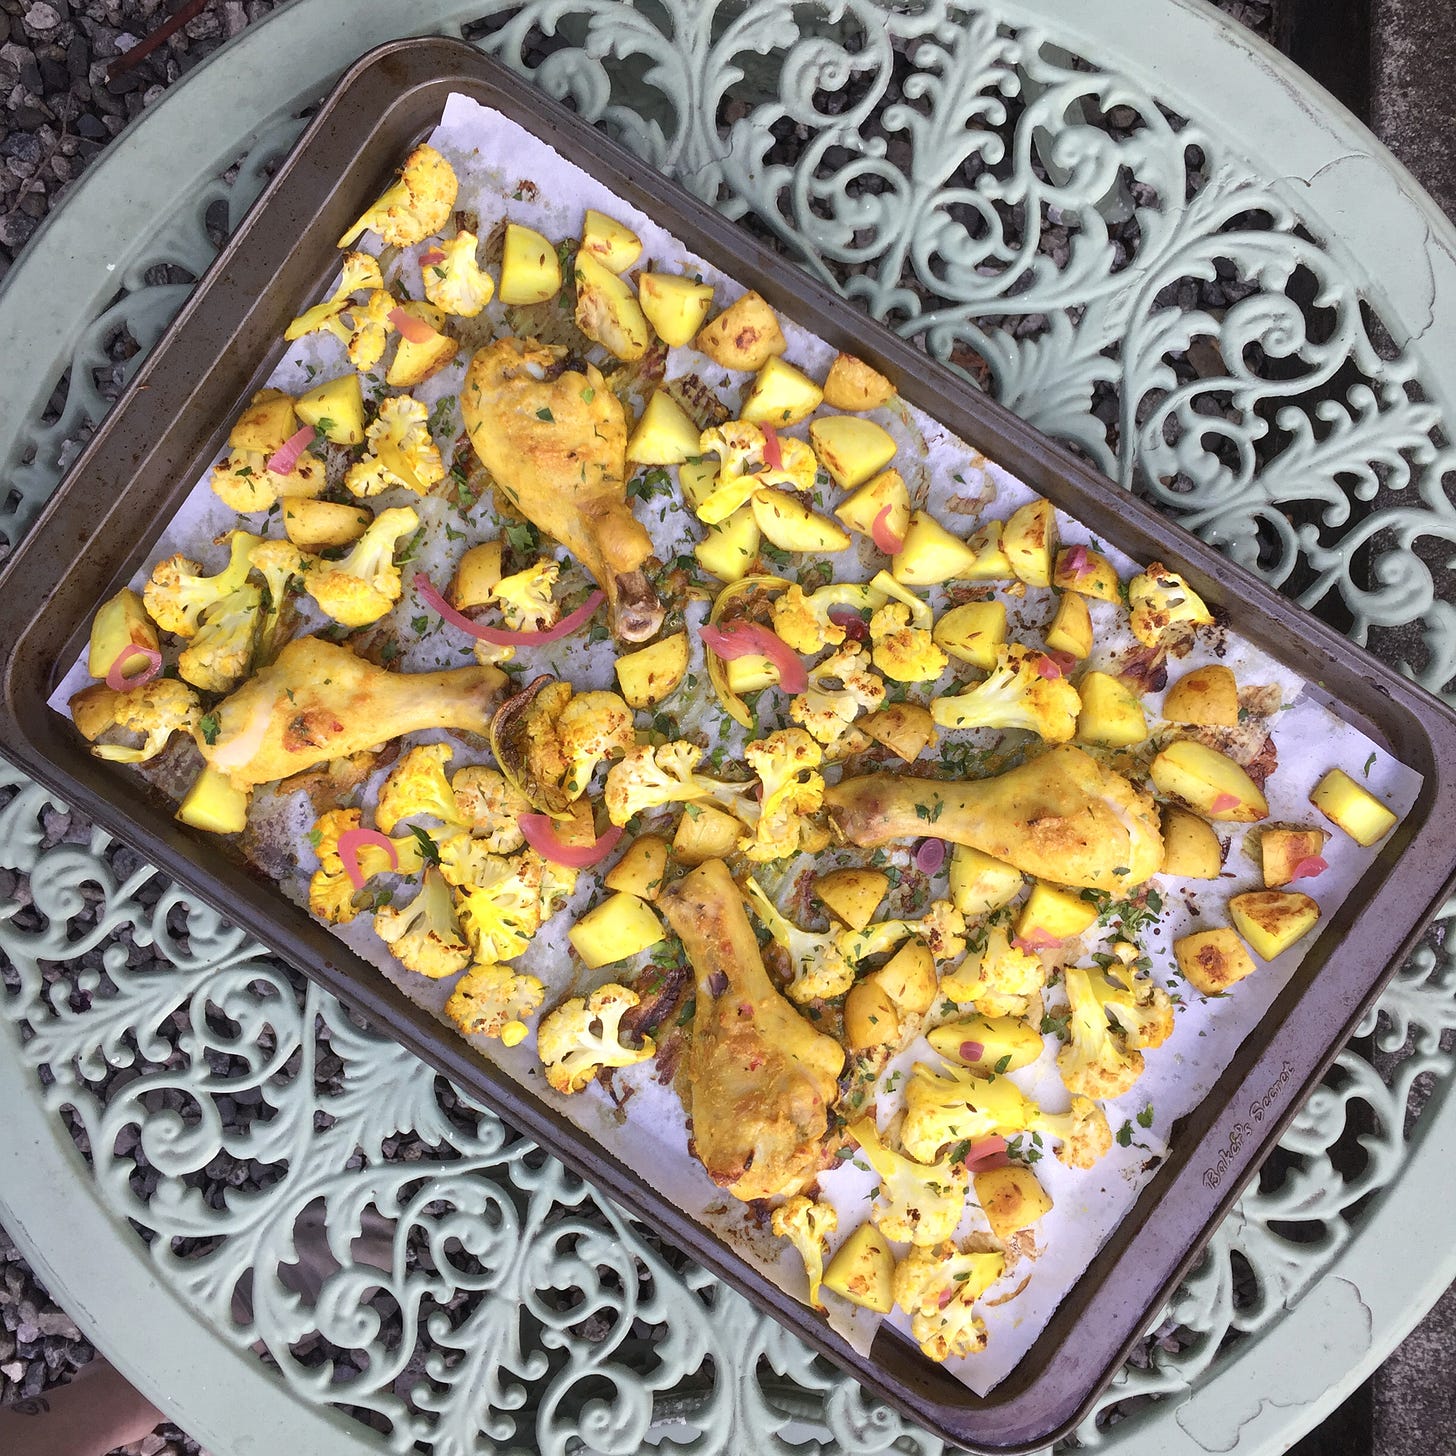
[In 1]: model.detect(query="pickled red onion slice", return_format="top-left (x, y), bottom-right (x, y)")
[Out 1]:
top-left (104, 644), bottom-right (162, 692)
top-left (519, 814), bottom-right (623, 869)
top-left (265, 424), bottom-right (316, 476)
top-left (698, 621), bottom-right (807, 693)
top-left (337, 828), bottom-right (398, 890)
top-left (959, 1040), bottom-right (986, 1064)
top-left (1064, 544), bottom-right (1091, 578)
top-left (1014, 928), bottom-right (1061, 952)
top-left (964, 1135), bottom-right (1011, 1171)
top-left (760, 423), bottom-right (783, 472)
top-left (413, 574), bottom-right (604, 646)
top-left (872, 504), bottom-right (905, 554)
top-left (418, 247), bottom-right (447, 266)
top-left (1290, 855), bottom-right (1328, 880)
top-left (388, 307), bottom-right (437, 344)
top-left (915, 838), bottom-right (946, 873)
top-left (1210, 792), bottom-right (1241, 813)
top-left (1035, 653), bottom-right (1064, 680)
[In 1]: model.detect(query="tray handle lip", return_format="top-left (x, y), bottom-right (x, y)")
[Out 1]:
top-left (4, 32), bottom-right (1456, 1451)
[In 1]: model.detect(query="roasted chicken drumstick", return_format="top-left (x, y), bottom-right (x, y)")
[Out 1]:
top-left (461, 337), bottom-right (665, 642)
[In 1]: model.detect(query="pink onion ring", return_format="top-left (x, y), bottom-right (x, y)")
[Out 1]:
top-left (1013, 928), bottom-right (1062, 952)
top-left (413, 574), bottom-right (604, 646)
top-left (1210, 792), bottom-right (1241, 813)
top-left (826, 604), bottom-right (868, 642)
top-left (104, 644), bottom-right (162, 692)
top-left (519, 814), bottom-right (623, 869)
top-left (915, 838), bottom-right (946, 874)
top-left (337, 828), bottom-right (398, 890)
top-left (418, 247), bottom-right (447, 267)
top-left (699, 621), bottom-right (807, 693)
top-left (959, 1040), bottom-right (986, 1064)
top-left (1035, 653), bottom-right (1064, 680)
top-left (265, 424), bottom-right (316, 476)
top-left (760, 423), bottom-right (783, 472)
top-left (388, 307), bottom-right (438, 344)
top-left (1045, 648), bottom-right (1079, 676)
top-left (1063, 544), bottom-right (1091, 578)
top-left (871, 504), bottom-right (905, 555)
top-left (1290, 855), bottom-right (1329, 880)
top-left (964, 1135), bottom-right (1011, 1171)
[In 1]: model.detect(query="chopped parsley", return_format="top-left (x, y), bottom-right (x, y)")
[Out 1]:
top-left (535, 406), bottom-right (555, 422)
top-left (198, 713), bottom-right (220, 745)
top-left (408, 825), bottom-right (442, 866)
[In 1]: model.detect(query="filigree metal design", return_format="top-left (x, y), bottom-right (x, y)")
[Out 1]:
top-left (2, 1), bottom-right (1454, 1452)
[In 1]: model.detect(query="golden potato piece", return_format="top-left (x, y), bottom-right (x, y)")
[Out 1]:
top-left (1175, 927), bottom-right (1257, 995)
top-left (1164, 664), bottom-right (1240, 728)
top-left (694, 290), bottom-right (786, 371)
top-left (822, 352), bottom-right (895, 412)
top-left (813, 868), bottom-right (889, 931)
top-left (1310, 767), bottom-right (1399, 846)
top-left (1228, 890), bottom-right (1320, 961)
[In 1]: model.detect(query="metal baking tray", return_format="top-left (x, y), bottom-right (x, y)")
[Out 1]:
top-left (3, 37), bottom-right (1455, 1452)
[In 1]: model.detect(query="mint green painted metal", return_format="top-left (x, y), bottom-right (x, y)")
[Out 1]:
top-left (2, 1), bottom-right (1454, 1452)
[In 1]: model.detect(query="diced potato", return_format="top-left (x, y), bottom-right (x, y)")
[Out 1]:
top-left (1175, 927), bottom-right (1257, 995)
top-left (1310, 767), bottom-right (1399, 846)
top-left (672, 804), bottom-right (743, 865)
top-left (751, 488), bottom-right (851, 553)
top-left (975, 1166), bottom-right (1053, 1241)
top-left (1076, 671), bottom-right (1149, 748)
top-left (554, 799), bottom-right (599, 849)
top-left (1016, 881), bottom-right (1099, 942)
top-left (638, 272), bottom-right (714, 346)
top-left (822, 1222), bottom-right (895, 1312)
top-left (934, 600), bottom-right (1007, 671)
top-left (694, 504), bottom-right (761, 581)
top-left (724, 653), bottom-right (779, 694)
top-left (69, 684), bottom-right (119, 742)
top-left (604, 834), bottom-right (670, 900)
top-left (175, 766), bottom-right (250, 835)
top-left (228, 389), bottom-right (295, 451)
top-left (870, 939), bottom-right (937, 1015)
top-left (844, 979), bottom-right (901, 1050)
top-left (579, 208), bottom-right (642, 273)
top-left (574, 252), bottom-right (651, 361)
top-left (929, 1014), bottom-right (1042, 1074)
top-left (1044, 590), bottom-right (1092, 659)
top-left (282, 499), bottom-right (372, 554)
top-left (499, 222), bottom-right (562, 305)
top-left (627, 390), bottom-right (701, 464)
top-left (860, 702), bottom-right (935, 762)
top-left (948, 845), bottom-right (1024, 916)
top-left (677, 456), bottom-right (719, 511)
top-left (740, 355), bottom-right (823, 427)
top-left (1003, 497), bottom-right (1058, 588)
top-left (1052, 546), bottom-right (1120, 602)
top-left (891, 511), bottom-right (980, 584)
top-left (451, 541), bottom-right (504, 610)
top-left (569, 891), bottom-right (665, 969)
top-left (1150, 739), bottom-right (1269, 822)
top-left (1260, 827), bottom-right (1331, 888)
top-left (959, 519), bottom-right (1017, 581)
top-left (1228, 890), bottom-right (1320, 961)
top-left (809, 414), bottom-right (896, 490)
top-left (1163, 664), bottom-right (1239, 728)
top-left (294, 373), bottom-right (365, 445)
top-left (614, 631), bottom-right (689, 708)
top-left (1160, 805), bottom-right (1224, 879)
top-left (814, 867), bottom-right (889, 931)
top-left (386, 302), bottom-right (458, 387)
top-left (88, 589), bottom-right (159, 681)
top-left (822, 352), bottom-right (895, 412)
top-left (694, 291), bottom-right (786, 371)
top-left (834, 467), bottom-right (910, 543)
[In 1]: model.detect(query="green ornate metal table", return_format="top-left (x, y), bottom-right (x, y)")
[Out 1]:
top-left (3, 2), bottom-right (1454, 1452)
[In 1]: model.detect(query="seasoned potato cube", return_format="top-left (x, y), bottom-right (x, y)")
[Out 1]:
top-left (723, 653), bottom-right (779, 694)
top-left (822, 1222), bottom-right (895, 1312)
top-left (844, 978), bottom-right (901, 1049)
top-left (822, 352), bottom-right (895, 412)
top-left (229, 388), bottom-right (296, 451)
top-left (860, 702), bottom-right (935, 762)
top-left (975, 1165), bottom-right (1053, 1240)
top-left (1044, 590), bottom-right (1092, 659)
top-left (176, 766), bottom-right (249, 835)
top-left (677, 456), bottom-right (719, 511)
top-left (614, 631), bottom-right (689, 708)
top-left (740, 355), bottom-right (823, 427)
top-left (1229, 889), bottom-right (1320, 961)
top-left (575, 251), bottom-right (651, 361)
top-left (672, 804), bottom-right (742, 865)
top-left (934, 599), bottom-right (1007, 670)
top-left (694, 291), bottom-right (786, 371)
top-left (88, 589), bottom-right (160, 681)
top-left (1052, 546), bottom-right (1120, 602)
top-left (1160, 805), bottom-right (1224, 879)
top-left (450, 541), bottom-right (504, 610)
top-left (386, 302), bottom-right (457, 387)
top-left (892, 511), bottom-right (981, 584)
top-left (948, 845), bottom-right (1024, 917)
top-left (579, 208), bottom-right (642, 273)
top-left (929, 1014), bottom-right (1042, 1074)
top-left (499, 222), bottom-right (561, 304)
top-left (1076, 671), bottom-right (1149, 748)
top-left (870, 939), bottom-right (937, 1015)
top-left (294, 373), bottom-right (365, 445)
top-left (835, 467), bottom-right (910, 543)
top-left (1175, 927), bottom-right (1257, 995)
top-left (282, 499), bottom-right (372, 554)
top-left (694, 504), bottom-right (761, 582)
top-left (604, 834), bottom-right (670, 900)
top-left (1017, 881), bottom-right (1099, 942)
top-left (1310, 767), bottom-right (1398, 846)
top-left (809, 414), bottom-right (897, 490)
top-left (959, 519), bottom-right (1017, 581)
top-left (814, 868), bottom-right (889, 931)
top-left (638, 272), bottom-right (714, 346)
top-left (627, 390), bottom-right (701, 464)
top-left (1260, 827), bottom-right (1331, 887)
top-left (1150, 739), bottom-right (1269, 822)
top-left (1164, 664), bottom-right (1240, 728)
top-left (1003, 497), bottom-right (1058, 587)
top-left (751, 489), bottom-right (851, 553)
top-left (569, 891), bottom-right (665, 969)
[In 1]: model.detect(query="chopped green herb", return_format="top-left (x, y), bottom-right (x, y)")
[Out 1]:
top-left (1363, 751), bottom-right (1376, 778)
top-left (536, 406), bottom-right (555, 422)
top-left (1137, 1103), bottom-right (1155, 1129)
top-left (198, 713), bottom-right (220, 745)
top-left (408, 825), bottom-right (442, 866)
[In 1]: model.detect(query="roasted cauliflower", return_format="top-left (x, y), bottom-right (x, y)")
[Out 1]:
top-left (536, 983), bottom-right (655, 1094)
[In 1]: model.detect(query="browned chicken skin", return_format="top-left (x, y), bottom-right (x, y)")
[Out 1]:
top-left (659, 859), bottom-right (845, 1202)
top-left (461, 337), bottom-right (664, 642)
top-left (197, 637), bottom-right (507, 791)
top-left (826, 745), bottom-right (1163, 892)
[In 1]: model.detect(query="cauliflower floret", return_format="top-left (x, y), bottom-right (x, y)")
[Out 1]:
top-left (445, 961), bottom-right (544, 1045)
top-left (143, 530), bottom-right (260, 639)
top-left (771, 1196), bottom-right (838, 1312)
top-left (940, 921), bottom-right (1047, 1014)
top-left (536, 983), bottom-right (655, 1094)
top-left (744, 875), bottom-right (855, 1003)
top-left (1057, 964), bottom-right (1144, 1100)
top-left (1095, 945), bottom-right (1175, 1050)
top-left (870, 601), bottom-right (948, 684)
top-left (307, 807), bottom-right (425, 926)
top-left (374, 868), bottom-right (472, 979)
top-left (740, 728), bottom-right (827, 863)
top-left (283, 250), bottom-right (383, 343)
top-left (556, 690), bottom-right (635, 797)
top-left (930, 643), bottom-right (1080, 741)
top-left (374, 742), bottom-right (462, 835)
top-left (790, 643), bottom-right (886, 747)
top-left (450, 765), bottom-right (530, 853)
top-left (301, 505), bottom-right (421, 628)
top-left (178, 582), bottom-right (262, 693)
top-left (248, 537), bottom-right (304, 662)
top-left (1128, 562), bottom-right (1213, 648)
top-left (493, 560), bottom-right (560, 634)
top-left (422, 230), bottom-right (495, 316)
top-left (344, 289), bottom-right (399, 374)
top-left (74, 678), bottom-right (202, 764)
top-left (210, 446), bottom-right (325, 515)
top-left (345, 396), bottom-right (445, 497)
top-left (892, 1240), bottom-right (1005, 1362)
top-left (695, 420), bottom-right (819, 523)
top-left (844, 900), bottom-right (968, 964)
top-left (337, 144), bottom-right (458, 249)
top-left (604, 741), bottom-right (757, 827)
top-left (848, 1117), bottom-right (969, 1246)
top-left (454, 850), bottom-right (547, 962)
